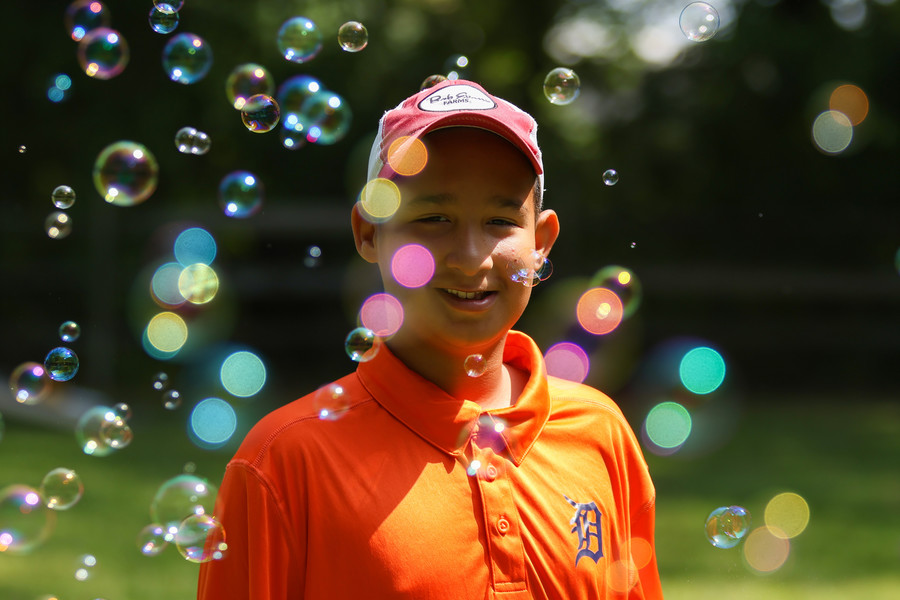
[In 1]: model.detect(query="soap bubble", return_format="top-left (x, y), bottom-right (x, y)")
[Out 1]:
top-left (0, 485), bottom-right (56, 553)
top-left (93, 140), bottom-right (159, 206)
top-left (76, 406), bottom-right (120, 456)
top-left (297, 90), bottom-right (352, 145)
top-left (226, 63), bottom-right (274, 110)
top-left (78, 27), bottom-right (129, 79)
top-left (59, 321), bottom-right (81, 342)
top-left (705, 505), bottom-right (750, 548)
top-left (544, 342), bottom-right (590, 383)
top-left (154, 0), bottom-right (184, 10)
top-left (99, 414), bottom-right (133, 449)
top-left (152, 372), bottom-right (169, 391)
top-left (680, 2), bottom-right (720, 42)
top-left (219, 170), bottom-right (263, 218)
top-left (150, 474), bottom-right (217, 538)
top-left (602, 169), bottom-right (619, 186)
top-left (162, 390), bottom-right (182, 410)
top-left (314, 383), bottom-right (350, 421)
top-left (543, 67), bottom-right (581, 105)
top-left (17, 145), bottom-right (26, 153)
top-left (113, 402), bottom-right (132, 421)
top-left (137, 523), bottom-right (168, 556)
top-left (420, 74), bottom-right (448, 90)
top-left (278, 17), bottom-right (323, 64)
top-left (589, 266), bottom-right (642, 319)
top-left (39, 468), bottom-right (84, 510)
top-left (9, 362), bottom-right (52, 405)
top-left (174, 127), bottom-right (211, 155)
top-left (45, 211), bottom-right (73, 239)
top-left (304, 245), bottom-right (322, 267)
top-left (65, 0), bottom-right (110, 42)
top-left (464, 354), bottom-right (486, 377)
top-left (47, 73), bottom-right (73, 103)
top-left (576, 287), bottom-right (624, 335)
top-left (44, 347), bottom-right (79, 382)
top-left (345, 327), bottom-right (380, 362)
top-left (163, 33), bottom-right (213, 84)
top-left (507, 250), bottom-right (550, 287)
top-left (148, 3), bottom-right (179, 35)
top-left (444, 54), bottom-right (470, 79)
top-left (175, 513), bottom-right (227, 563)
top-left (277, 74), bottom-right (321, 115)
top-left (241, 94), bottom-right (280, 133)
top-left (74, 553), bottom-right (97, 581)
top-left (51, 185), bottom-right (76, 209)
top-left (338, 21), bottom-right (368, 52)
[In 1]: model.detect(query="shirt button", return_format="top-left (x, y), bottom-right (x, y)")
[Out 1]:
top-left (485, 464), bottom-right (498, 481)
top-left (497, 517), bottom-right (510, 535)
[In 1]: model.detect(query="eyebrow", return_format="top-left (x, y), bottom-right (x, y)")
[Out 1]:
top-left (406, 193), bottom-right (528, 213)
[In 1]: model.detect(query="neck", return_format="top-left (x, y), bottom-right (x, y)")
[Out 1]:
top-left (387, 333), bottom-right (523, 410)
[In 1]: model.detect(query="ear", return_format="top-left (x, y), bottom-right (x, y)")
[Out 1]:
top-left (351, 202), bottom-right (379, 263)
top-left (534, 208), bottom-right (560, 258)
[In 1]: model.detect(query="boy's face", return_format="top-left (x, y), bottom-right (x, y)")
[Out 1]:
top-left (353, 127), bottom-right (559, 357)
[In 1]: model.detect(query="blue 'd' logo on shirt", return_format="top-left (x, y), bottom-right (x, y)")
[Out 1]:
top-left (565, 495), bottom-right (603, 566)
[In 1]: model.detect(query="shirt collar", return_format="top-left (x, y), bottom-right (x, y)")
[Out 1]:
top-left (355, 330), bottom-right (551, 465)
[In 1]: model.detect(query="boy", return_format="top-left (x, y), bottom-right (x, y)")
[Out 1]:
top-left (197, 79), bottom-right (663, 599)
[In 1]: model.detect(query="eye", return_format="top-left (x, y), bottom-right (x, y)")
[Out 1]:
top-left (417, 215), bottom-right (450, 223)
top-left (488, 218), bottom-right (518, 227)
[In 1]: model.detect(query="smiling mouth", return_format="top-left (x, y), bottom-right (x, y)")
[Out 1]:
top-left (444, 288), bottom-right (492, 301)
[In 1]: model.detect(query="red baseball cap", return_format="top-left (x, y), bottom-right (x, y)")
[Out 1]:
top-left (367, 79), bottom-right (543, 191)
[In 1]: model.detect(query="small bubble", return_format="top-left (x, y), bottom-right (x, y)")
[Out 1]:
top-left (226, 63), bottom-right (274, 110)
top-left (543, 67), bottom-right (581, 105)
top-left (59, 320), bottom-right (81, 342)
top-left (93, 140), bottom-right (159, 206)
top-left (162, 33), bottom-right (213, 84)
top-left (602, 169), bottom-right (619, 186)
top-left (148, 3), bottom-right (179, 35)
top-left (277, 16), bottom-right (323, 64)
top-left (420, 74), bottom-right (448, 90)
top-left (100, 415), bottom-right (133, 449)
top-left (304, 245), bottom-right (322, 267)
top-left (175, 513), bottom-right (227, 563)
top-left (705, 505), bottom-right (750, 548)
top-left (18, 145), bottom-right (26, 153)
top-left (51, 185), bottom-right (76, 209)
top-left (174, 126), bottom-right (211, 155)
top-left (78, 27), bottom-right (130, 80)
top-left (219, 170), bottom-right (263, 218)
top-left (630, 242), bottom-right (636, 248)
top-left (113, 402), bottom-right (132, 421)
top-left (40, 468), bottom-right (84, 510)
top-left (240, 94), bottom-right (280, 133)
top-left (137, 523), bottom-right (168, 556)
top-left (464, 354), bottom-right (486, 377)
top-left (74, 553), bottom-right (97, 581)
top-left (337, 21), bottom-right (368, 52)
top-left (345, 327), bottom-right (380, 362)
top-left (9, 362), bottom-right (52, 405)
top-left (314, 383), bottom-right (350, 420)
top-left (44, 347), bottom-right (79, 382)
top-left (152, 372), bottom-right (169, 391)
top-left (45, 211), bottom-right (73, 239)
top-left (162, 389), bottom-right (182, 410)
top-left (680, 2), bottom-right (720, 42)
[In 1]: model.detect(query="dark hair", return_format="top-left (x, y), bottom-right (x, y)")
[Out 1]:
top-left (533, 177), bottom-right (543, 213)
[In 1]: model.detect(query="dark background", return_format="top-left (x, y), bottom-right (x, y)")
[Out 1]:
top-left (3, 0), bottom-right (898, 425)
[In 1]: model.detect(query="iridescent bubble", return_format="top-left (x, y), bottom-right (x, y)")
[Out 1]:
top-left (51, 185), bottom-right (76, 209)
top-left (44, 347), bottom-right (79, 382)
top-left (464, 354), bottom-right (486, 377)
top-left (189, 398), bottom-right (236, 449)
top-left (137, 523), bottom-right (168, 556)
top-left (298, 90), bottom-right (352, 145)
top-left (602, 169), bottom-right (619, 186)
top-left (9, 362), bottom-right (52, 405)
top-left (113, 402), bottom-right (132, 421)
top-left (45, 211), bottom-right (73, 239)
top-left (174, 126), bottom-right (211, 155)
top-left (93, 140), bottom-right (159, 206)
top-left (152, 372), bottom-right (169, 391)
top-left (420, 74), bottom-right (448, 90)
top-left (148, 3), bottom-right (179, 35)
top-left (705, 505), bottom-right (750, 549)
top-left (359, 293), bottom-right (404, 337)
top-left (277, 74), bottom-right (321, 118)
top-left (59, 321), bottom-right (81, 342)
top-left (100, 415), bottom-right (133, 449)
top-left (76, 406), bottom-right (119, 456)
top-left (219, 170), bottom-right (263, 218)
top-left (444, 54), bottom-right (470, 79)
top-left (153, 0), bottom-right (184, 10)
top-left (17, 145), bottom-right (26, 154)
top-left (543, 67), bottom-right (581, 105)
top-left (178, 263), bottom-right (219, 304)
top-left (39, 468), bottom-right (84, 511)
top-left (314, 383), bottom-right (350, 421)
top-left (174, 227), bottom-right (216, 266)
top-left (220, 351), bottom-right (266, 398)
top-left (680, 2), bottom-right (720, 42)
top-left (277, 17), bottom-right (323, 64)
top-left (74, 553), bottom-right (97, 581)
top-left (226, 63), bottom-right (274, 110)
top-left (78, 27), bottom-right (129, 79)
top-left (163, 33), bottom-right (213, 84)
top-left (0, 485), bottom-right (56, 553)
top-left (679, 346), bottom-right (726, 394)
top-left (345, 327), bottom-right (380, 362)
top-left (589, 266), bottom-right (642, 319)
top-left (544, 342), bottom-right (590, 383)
top-left (391, 244), bottom-right (435, 288)
top-left (65, 0), bottom-right (110, 42)
top-left (150, 474), bottom-right (218, 538)
top-left (162, 390), bottom-right (182, 410)
top-left (176, 513), bottom-right (227, 563)
top-left (576, 287), bottom-right (624, 335)
top-left (507, 250), bottom-right (550, 287)
top-left (241, 94), bottom-right (280, 133)
top-left (337, 21), bottom-right (368, 52)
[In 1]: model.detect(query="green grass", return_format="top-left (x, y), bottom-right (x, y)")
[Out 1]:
top-left (1, 398), bottom-right (898, 599)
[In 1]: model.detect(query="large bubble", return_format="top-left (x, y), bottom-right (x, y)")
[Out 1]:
top-left (44, 347), bottom-right (79, 382)
top-left (337, 21), bottom-right (368, 52)
top-left (150, 474), bottom-right (218, 538)
top-left (543, 67), bottom-right (581, 105)
top-left (93, 140), bottom-right (159, 206)
top-left (298, 90), bottom-right (352, 145)
top-left (219, 171), bottom-right (263, 218)
top-left (705, 505), bottom-right (750, 549)
top-left (77, 27), bottom-right (129, 79)
top-left (162, 33), bottom-right (213, 84)
top-left (40, 468), bottom-right (84, 510)
top-left (226, 63), bottom-right (274, 110)
top-left (9, 362), bottom-right (52, 405)
top-left (0, 485), bottom-right (57, 553)
top-left (65, 0), bottom-right (110, 42)
top-left (175, 513), bottom-right (227, 563)
top-left (277, 17), bottom-right (323, 63)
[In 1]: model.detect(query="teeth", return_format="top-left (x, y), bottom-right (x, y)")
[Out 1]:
top-left (446, 289), bottom-right (485, 300)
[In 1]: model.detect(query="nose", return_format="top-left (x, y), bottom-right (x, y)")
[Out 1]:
top-left (444, 226), bottom-right (493, 276)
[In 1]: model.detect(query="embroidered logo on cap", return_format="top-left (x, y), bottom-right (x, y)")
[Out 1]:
top-left (418, 84), bottom-right (497, 113)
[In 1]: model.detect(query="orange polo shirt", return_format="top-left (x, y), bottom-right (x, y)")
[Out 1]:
top-left (197, 331), bottom-right (662, 599)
